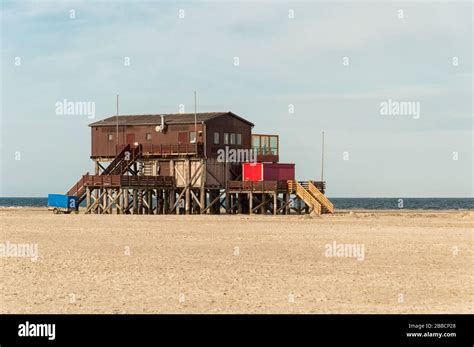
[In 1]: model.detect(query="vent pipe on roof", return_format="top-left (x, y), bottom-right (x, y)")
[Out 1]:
top-left (156, 114), bottom-right (167, 133)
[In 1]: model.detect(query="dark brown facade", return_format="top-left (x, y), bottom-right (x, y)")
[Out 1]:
top-left (89, 112), bottom-right (253, 159)
top-left (205, 113), bottom-right (252, 158)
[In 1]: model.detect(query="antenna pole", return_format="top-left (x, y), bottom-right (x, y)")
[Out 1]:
top-left (116, 94), bottom-right (119, 153)
top-left (194, 91), bottom-right (197, 143)
top-left (321, 130), bottom-right (325, 182)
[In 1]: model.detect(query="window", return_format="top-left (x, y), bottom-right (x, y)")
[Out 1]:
top-left (146, 133), bottom-right (152, 141)
top-left (270, 136), bottom-right (278, 154)
top-left (108, 134), bottom-right (113, 141)
top-left (230, 133), bottom-right (236, 145)
top-left (252, 134), bottom-right (279, 156)
top-left (236, 133), bottom-right (242, 145)
top-left (224, 133), bottom-right (229, 144)
top-left (213, 132), bottom-right (219, 144)
top-left (189, 131), bottom-right (196, 143)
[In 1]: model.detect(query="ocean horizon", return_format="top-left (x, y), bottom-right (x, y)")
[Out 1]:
top-left (1, 197), bottom-right (472, 210)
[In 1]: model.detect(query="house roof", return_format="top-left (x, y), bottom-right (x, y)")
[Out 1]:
top-left (89, 112), bottom-right (254, 127)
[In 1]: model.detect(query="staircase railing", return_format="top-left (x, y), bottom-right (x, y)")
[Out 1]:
top-left (308, 181), bottom-right (334, 213)
top-left (66, 144), bottom-right (142, 205)
top-left (66, 173), bottom-right (90, 204)
top-left (288, 180), bottom-right (321, 215)
top-left (106, 144), bottom-right (141, 175)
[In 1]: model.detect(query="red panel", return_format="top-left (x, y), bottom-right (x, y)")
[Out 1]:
top-left (243, 163), bottom-right (263, 181)
top-left (263, 163), bottom-right (295, 181)
top-left (242, 163), bottom-right (294, 181)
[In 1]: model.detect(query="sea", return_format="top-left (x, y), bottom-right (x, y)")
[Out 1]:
top-left (0, 197), bottom-right (472, 210)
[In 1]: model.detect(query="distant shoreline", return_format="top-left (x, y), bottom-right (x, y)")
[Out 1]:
top-left (0, 207), bottom-right (472, 215)
top-left (0, 197), bottom-right (472, 211)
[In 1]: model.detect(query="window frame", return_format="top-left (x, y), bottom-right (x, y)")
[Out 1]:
top-left (189, 131), bottom-right (197, 143)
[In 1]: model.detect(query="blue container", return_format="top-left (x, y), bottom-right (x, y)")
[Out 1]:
top-left (48, 194), bottom-right (77, 211)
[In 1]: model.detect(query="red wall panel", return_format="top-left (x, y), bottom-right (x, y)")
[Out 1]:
top-left (242, 163), bottom-right (294, 181)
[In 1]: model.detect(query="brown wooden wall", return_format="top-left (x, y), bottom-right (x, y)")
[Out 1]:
top-left (205, 114), bottom-right (252, 158)
top-left (91, 123), bottom-right (204, 158)
top-left (91, 114), bottom-right (252, 159)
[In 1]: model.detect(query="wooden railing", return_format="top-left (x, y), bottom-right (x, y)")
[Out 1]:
top-left (104, 145), bottom-right (131, 175)
top-left (67, 145), bottom-right (141, 204)
top-left (228, 180), bottom-right (287, 192)
top-left (308, 181), bottom-right (334, 213)
top-left (120, 175), bottom-right (174, 187)
top-left (141, 143), bottom-right (204, 156)
top-left (288, 180), bottom-right (322, 215)
top-left (105, 144), bottom-right (142, 176)
top-left (82, 175), bottom-right (121, 187)
top-left (67, 173), bottom-right (90, 199)
top-left (81, 175), bottom-right (174, 188)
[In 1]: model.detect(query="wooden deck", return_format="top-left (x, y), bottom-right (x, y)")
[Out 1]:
top-left (82, 175), bottom-right (174, 188)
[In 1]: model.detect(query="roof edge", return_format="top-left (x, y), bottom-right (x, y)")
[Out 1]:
top-left (88, 112), bottom-right (254, 127)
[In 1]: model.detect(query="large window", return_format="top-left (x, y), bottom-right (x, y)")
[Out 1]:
top-left (213, 132), bottom-right (219, 144)
top-left (252, 134), bottom-right (279, 155)
top-left (230, 133), bottom-right (236, 145)
top-left (236, 133), bottom-right (242, 145)
top-left (189, 131), bottom-right (197, 143)
top-left (224, 133), bottom-right (229, 145)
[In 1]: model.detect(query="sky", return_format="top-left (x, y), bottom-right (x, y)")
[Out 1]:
top-left (0, 0), bottom-right (472, 197)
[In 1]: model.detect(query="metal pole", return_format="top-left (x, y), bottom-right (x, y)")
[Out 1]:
top-left (116, 94), bottom-right (119, 154)
top-left (194, 91), bottom-right (197, 143)
top-left (321, 130), bottom-right (325, 182)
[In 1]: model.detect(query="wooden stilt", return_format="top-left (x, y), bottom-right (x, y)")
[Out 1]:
top-left (249, 192), bottom-right (253, 215)
top-left (273, 192), bottom-right (277, 215)
top-left (86, 187), bottom-right (91, 213)
top-left (200, 160), bottom-right (206, 214)
top-left (133, 189), bottom-right (138, 214)
top-left (147, 190), bottom-right (153, 215)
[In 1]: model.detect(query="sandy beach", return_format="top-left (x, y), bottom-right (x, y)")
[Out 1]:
top-left (0, 208), bottom-right (472, 313)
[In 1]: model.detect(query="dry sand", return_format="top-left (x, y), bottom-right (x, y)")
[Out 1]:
top-left (0, 208), bottom-right (472, 313)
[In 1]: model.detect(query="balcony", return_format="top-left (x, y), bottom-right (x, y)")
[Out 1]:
top-left (114, 143), bottom-right (204, 157)
top-left (252, 134), bottom-right (279, 163)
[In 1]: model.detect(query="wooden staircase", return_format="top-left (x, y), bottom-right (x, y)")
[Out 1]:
top-left (102, 144), bottom-right (141, 175)
top-left (66, 144), bottom-right (142, 206)
top-left (308, 180), bottom-right (334, 214)
top-left (288, 180), bottom-right (321, 215)
top-left (288, 180), bottom-right (334, 215)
